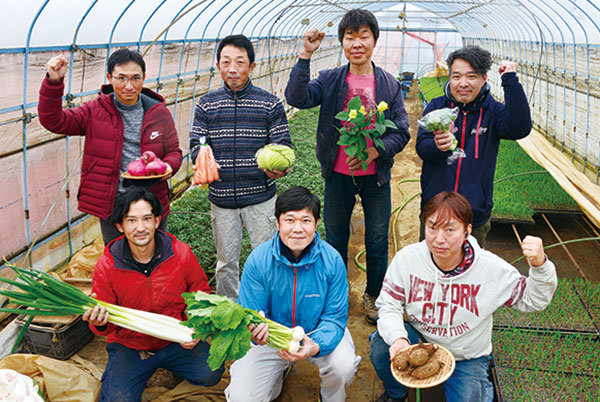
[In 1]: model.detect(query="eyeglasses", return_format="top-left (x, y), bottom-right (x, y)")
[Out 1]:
top-left (111, 75), bottom-right (143, 84)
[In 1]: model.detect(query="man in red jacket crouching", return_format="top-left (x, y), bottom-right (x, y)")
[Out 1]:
top-left (83, 187), bottom-right (223, 401)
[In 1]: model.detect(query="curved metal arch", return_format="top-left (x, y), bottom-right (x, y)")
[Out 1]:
top-left (494, 4), bottom-right (537, 96)
top-left (20, 0), bottom-right (51, 262)
top-left (180, 0), bottom-right (218, 172)
top-left (155, 0), bottom-right (199, 93)
top-left (248, 0), bottom-right (288, 39)
top-left (214, 1), bottom-right (247, 39)
top-left (269, 2), bottom-right (336, 93)
top-left (249, 0), bottom-right (290, 88)
top-left (268, 3), bottom-right (300, 38)
top-left (539, 0), bottom-right (577, 153)
top-left (137, 0), bottom-right (169, 52)
top-left (517, 0), bottom-right (562, 146)
top-left (562, 0), bottom-right (597, 170)
top-left (65, 0), bottom-right (100, 258)
top-left (577, 0), bottom-right (600, 173)
top-left (105, 0), bottom-right (137, 79)
top-left (71, 0), bottom-right (100, 49)
top-left (228, 0), bottom-right (263, 35)
top-left (169, 0), bottom-right (212, 134)
top-left (202, 0), bottom-right (236, 91)
top-left (263, 1), bottom-right (313, 91)
top-left (240, 0), bottom-right (281, 35)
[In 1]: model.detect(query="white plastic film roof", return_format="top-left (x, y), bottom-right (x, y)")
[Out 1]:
top-left (2, 0), bottom-right (600, 270)
top-left (4, 0), bottom-right (600, 48)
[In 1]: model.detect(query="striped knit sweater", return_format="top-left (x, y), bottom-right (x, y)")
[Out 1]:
top-left (190, 80), bottom-right (291, 209)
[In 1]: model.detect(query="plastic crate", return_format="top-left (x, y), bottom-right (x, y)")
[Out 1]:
top-left (15, 315), bottom-right (94, 360)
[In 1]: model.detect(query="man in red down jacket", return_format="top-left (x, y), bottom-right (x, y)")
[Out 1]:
top-left (38, 48), bottom-right (182, 244)
top-left (83, 187), bottom-right (223, 401)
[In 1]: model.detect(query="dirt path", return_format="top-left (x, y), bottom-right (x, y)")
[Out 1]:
top-left (77, 86), bottom-right (425, 402)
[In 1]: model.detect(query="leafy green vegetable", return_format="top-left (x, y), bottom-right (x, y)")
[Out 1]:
top-left (419, 107), bottom-right (458, 132)
top-left (182, 291), bottom-right (301, 370)
top-left (256, 144), bottom-right (296, 171)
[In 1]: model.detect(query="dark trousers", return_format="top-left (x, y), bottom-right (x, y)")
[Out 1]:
top-left (99, 341), bottom-right (224, 402)
top-left (324, 172), bottom-right (391, 297)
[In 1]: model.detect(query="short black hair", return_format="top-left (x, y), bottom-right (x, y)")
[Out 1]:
top-left (111, 187), bottom-right (162, 224)
top-left (275, 186), bottom-right (320, 221)
top-left (337, 9), bottom-right (379, 43)
top-left (446, 45), bottom-right (492, 76)
top-left (107, 48), bottom-right (146, 75)
top-left (217, 34), bottom-right (255, 65)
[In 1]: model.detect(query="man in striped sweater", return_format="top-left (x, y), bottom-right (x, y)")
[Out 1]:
top-left (190, 34), bottom-right (292, 302)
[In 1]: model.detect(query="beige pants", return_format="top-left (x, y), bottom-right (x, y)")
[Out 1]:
top-left (225, 328), bottom-right (361, 402)
top-left (211, 196), bottom-right (277, 301)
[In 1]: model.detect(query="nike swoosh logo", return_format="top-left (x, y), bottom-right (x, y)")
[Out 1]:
top-left (149, 131), bottom-right (160, 140)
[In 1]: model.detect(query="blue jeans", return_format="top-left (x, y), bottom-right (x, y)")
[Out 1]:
top-left (369, 325), bottom-right (493, 402)
top-left (324, 172), bottom-right (391, 297)
top-left (99, 341), bottom-right (224, 402)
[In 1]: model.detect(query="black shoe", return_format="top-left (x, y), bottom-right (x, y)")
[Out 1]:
top-left (375, 392), bottom-right (406, 402)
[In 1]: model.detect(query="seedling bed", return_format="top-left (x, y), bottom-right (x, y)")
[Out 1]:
top-left (493, 141), bottom-right (579, 222)
top-left (494, 367), bottom-right (600, 402)
top-left (493, 278), bottom-right (598, 332)
top-left (492, 329), bottom-right (600, 377)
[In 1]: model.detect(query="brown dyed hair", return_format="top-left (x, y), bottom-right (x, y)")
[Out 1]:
top-left (422, 191), bottom-right (473, 229)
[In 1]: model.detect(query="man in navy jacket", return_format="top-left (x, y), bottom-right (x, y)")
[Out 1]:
top-left (285, 9), bottom-right (410, 325)
top-left (416, 45), bottom-right (532, 248)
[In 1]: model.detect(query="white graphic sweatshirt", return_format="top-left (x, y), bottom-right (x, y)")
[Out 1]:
top-left (376, 236), bottom-right (557, 361)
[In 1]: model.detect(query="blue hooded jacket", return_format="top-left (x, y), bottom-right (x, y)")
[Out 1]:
top-left (416, 72), bottom-right (532, 227)
top-left (238, 232), bottom-right (348, 357)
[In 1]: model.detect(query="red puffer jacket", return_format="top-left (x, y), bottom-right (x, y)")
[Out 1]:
top-left (90, 231), bottom-right (210, 350)
top-left (37, 76), bottom-right (182, 220)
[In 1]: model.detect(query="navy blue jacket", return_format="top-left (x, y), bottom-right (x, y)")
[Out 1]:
top-left (190, 80), bottom-right (291, 209)
top-left (416, 72), bottom-right (532, 227)
top-left (285, 58), bottom-right (410, 185)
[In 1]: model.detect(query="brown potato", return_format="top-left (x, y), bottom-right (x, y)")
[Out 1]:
top-left (411, 358), bottom-right (441, 379)
top-left (393, 348), bottom-right (410, 371)
top-left (408, 340), bottom-right (437, 367)
top-left (408, 347), bottom-right (430, 367)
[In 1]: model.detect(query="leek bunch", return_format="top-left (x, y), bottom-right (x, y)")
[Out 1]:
top-left (0, 263), bottom-right (193, 344)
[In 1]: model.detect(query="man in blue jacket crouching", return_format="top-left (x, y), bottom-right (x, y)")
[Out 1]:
top-left (225, 186), bottom-right (360, 402)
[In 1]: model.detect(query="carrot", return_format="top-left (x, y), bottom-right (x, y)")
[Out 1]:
top-left (193, 145), bottom-right (219, 185)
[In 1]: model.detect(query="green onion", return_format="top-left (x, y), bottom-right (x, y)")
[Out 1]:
top-left (0, 263), bottom-right (193, 344)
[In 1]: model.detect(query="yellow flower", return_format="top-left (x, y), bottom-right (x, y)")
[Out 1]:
top-left (348, 109), bottom-right (358, 119)
top-left (359, 106), bottom-right (366, 115)
top-left (377, 101), bottom-right (388, 113)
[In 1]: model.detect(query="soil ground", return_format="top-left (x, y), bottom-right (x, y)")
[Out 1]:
top-left (75, 84), bottom-right (600, 401)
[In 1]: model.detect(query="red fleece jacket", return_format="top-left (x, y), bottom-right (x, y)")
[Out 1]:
top-left (90, 231), bottom-right (210, 350)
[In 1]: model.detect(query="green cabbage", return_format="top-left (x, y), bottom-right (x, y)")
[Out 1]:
top-left (255, 144), bottom-right (296, 171)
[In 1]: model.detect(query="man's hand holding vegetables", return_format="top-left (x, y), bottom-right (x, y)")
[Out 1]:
top-left (285, 9), bottom-right (410, 327)
top-left (225, 186), bottom-right (361, 402)
top-left (82, 188), bottom-right (223, 401)
top-left (39, 49), bottom-right (182, 245)
top-left (189, 35), bottom-right (292, 302)
top-left (416, 46), bottom-right (532, 249)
